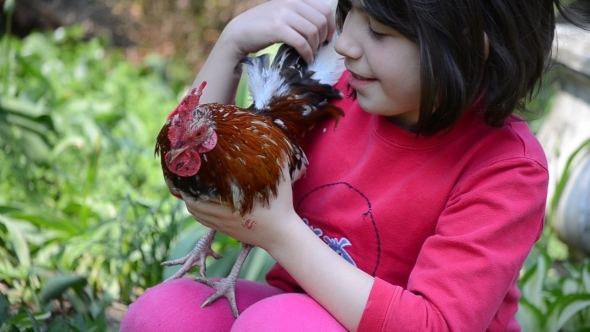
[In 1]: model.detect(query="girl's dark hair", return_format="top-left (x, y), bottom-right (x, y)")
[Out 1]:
top-left (336, 0), bottom-right (588, 135)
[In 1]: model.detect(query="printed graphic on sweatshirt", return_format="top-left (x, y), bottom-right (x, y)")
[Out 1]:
top-left (296, 182), bottom-right (381, 276)
top-left (303, 218), bottom-right (356, 266)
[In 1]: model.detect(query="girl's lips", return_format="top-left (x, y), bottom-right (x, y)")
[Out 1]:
top-left (348, 71), bottom-right (377, 88)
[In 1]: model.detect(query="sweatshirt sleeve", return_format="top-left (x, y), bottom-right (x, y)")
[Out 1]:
top-left (358, 157), bottom-right (548, 331)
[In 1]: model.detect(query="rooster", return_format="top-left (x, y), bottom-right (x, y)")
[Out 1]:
top-left (155, 33), bottom-right (345, 317)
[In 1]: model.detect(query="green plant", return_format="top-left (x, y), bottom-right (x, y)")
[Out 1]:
top-left (518, 249), bottom-right (590, 331)
top-left (517, 137), bottom-right (590, 331)
top-left (0, 25), bottom-right (189, 330)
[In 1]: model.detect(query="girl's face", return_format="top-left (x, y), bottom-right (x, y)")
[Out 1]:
top-left (334, 8), bottom-right (422, 127)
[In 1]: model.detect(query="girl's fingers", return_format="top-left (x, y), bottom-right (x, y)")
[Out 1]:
top-left (226, 0), bottom-right (336, 61)
top-left (299, 0), bottom-right (336, 42)
top-left (281, 15), bottom-right (321, 62)
top-left (286, 0), bottom-right (336, 58)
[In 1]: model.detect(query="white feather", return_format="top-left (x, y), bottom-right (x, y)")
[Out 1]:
top-left (242, 56), bottom-right (289, 110)
top-left (309, 33), bottom-right (345, 86)
top-left (230, 180), bottom-right (244, 209)
top-left (309, 0), bottom-right (343, 86)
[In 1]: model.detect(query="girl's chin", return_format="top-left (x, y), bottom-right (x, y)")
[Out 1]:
top-left (357, 98), bottom-right (419, 125)
top-left (356, 95), bottom-right (387, 115)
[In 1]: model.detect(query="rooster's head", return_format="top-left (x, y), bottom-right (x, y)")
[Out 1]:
top-left (165, 81), bottom-right (218, 177)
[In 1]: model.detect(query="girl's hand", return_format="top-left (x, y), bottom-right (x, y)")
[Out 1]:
top-left (180, 166), bottom-right (300, 250)
top-left (220, 0), bottom-right (336, 64)
top-left (192, 0), bottom-right (335, 106)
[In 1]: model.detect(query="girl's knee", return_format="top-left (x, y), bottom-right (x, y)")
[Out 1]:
top-left (232, 293), bottom-right (347, 332)
top-left (120, 278), bottom-right (235, 332)
top-left (120, 278), bottom-right (284, 332)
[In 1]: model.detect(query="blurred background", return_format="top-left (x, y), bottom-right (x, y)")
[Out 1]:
top-left (0, 0), bottom-right (589, 331)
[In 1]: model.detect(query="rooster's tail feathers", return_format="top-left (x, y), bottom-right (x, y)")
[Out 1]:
top-left (241, 34), bottom-right (345, 112)
top-left (309, 34), bottom-right (345, 87)
top-left (240, 54), bottom-right (290, 111)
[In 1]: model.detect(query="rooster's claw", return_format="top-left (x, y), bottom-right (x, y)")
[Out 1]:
top-left (162, 228), bottom-right (220, 281)
top-left (196, 276), bottom-right (239, 318)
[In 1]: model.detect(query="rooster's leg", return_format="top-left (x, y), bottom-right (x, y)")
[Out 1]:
top-left (162, 228), bottom-right (222, 281)
top-left (196, 243), bottom-right (254, 318)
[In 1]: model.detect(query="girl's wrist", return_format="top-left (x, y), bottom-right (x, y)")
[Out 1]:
top-left (215, 27), bottom-right (250, 66)
top-left (262, 213), bottom-right (314, 260)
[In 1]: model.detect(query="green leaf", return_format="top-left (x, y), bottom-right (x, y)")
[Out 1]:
top-left (546, 293), bottom-right (590, 332)
top-left (562, 278), bottom-right (580, 295)
top-left (15, 55), bottom-right (53, 98)
top-left (65, 321), bottom-right (84, 332)
top-left (3, 0), bottom-right (14, 14)
top-left (517, 298), bottom-right (544, 332)
top-left (68, 313), bottom-right (86, 332)
top-left (7, 210), bottom-right (81, 235)
top-left (0, 204), bottom-right (21, 215)
top-left (2, 113), bottom-right (53, 137)
top-left (0, 323), bottom-right (20, 332)
top-left (40, 275), bottom-right (87, 304)
top-left (550, 138), bottom-right (590, 218)
top-left (583, 262), bottom-right (590, 293)
top-left (0, 95), bottom-right (51, 120)
top-left (5, 310), bottom-right (50, 330)
top-left (47, 316), bottom-right (69, 332)
top-left (21, 131), bottom-right (52, 163)
top-left (65, 290), bottom-right (89, 316)
top-left (25, 310), bottom-right (40, 332)
top-left (0, 215), bottom-right (31, 267)
top-left (0, 292), bottom-right (9, 325)
top-left (520, 254), bottom-right (550, 309)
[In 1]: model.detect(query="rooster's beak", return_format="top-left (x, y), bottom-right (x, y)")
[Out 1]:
top-left (167, 147), bottom-right (188, 164)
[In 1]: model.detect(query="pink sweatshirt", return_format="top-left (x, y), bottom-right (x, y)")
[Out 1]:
top-left (266, 72), bottom-right (549, 331)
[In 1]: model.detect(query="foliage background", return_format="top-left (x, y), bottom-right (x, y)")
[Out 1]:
top-left (0, 0), bottom-right (589, 331)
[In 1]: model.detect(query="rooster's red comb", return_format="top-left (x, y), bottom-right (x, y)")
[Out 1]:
top-left (167, 81), bottom-right (208, 121)
top-left (167, 81), bottom-right (207, 147)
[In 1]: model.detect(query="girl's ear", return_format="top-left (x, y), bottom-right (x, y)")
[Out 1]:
top-left (484, 32), bottom-right (490, 61)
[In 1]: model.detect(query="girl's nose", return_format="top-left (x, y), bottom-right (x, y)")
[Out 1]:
top-left (334, 17), bottom-right (362, 60)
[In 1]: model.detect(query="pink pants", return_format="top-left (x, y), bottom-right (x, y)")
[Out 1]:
top-left (120, 278), bottom-right (347, 331)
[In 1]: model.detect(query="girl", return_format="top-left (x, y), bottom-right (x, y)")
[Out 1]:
top-left (121, 0), bottom-right (586, 330)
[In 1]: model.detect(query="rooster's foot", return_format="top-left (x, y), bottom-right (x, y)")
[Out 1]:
top-left (196, 276), bottom-right (240, 318)
top-left (196, 243), bottom-right (254, 318)
top-left (162, 228), bottom-right (221, 281)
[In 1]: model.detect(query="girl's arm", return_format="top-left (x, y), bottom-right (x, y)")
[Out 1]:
top-left (190, 0), bottom-right (336, 105)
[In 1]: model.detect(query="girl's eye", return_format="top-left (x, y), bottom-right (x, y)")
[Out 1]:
top-left (366, 25), bottom-right (386, 41)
